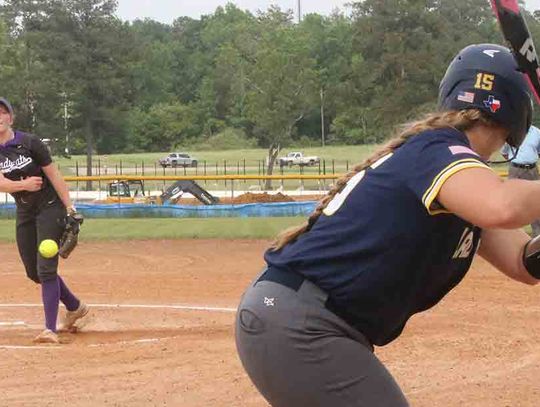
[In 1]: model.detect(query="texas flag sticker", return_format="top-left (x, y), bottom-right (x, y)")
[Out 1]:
top-left (483, 95), bottom-right (501, 113)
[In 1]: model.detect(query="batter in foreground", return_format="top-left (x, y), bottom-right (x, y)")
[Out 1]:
top-left (236, 44), bottom-right (540, 406)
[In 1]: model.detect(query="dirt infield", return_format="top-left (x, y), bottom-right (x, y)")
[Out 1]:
top-left (1, 239), bottom-right (540, 406)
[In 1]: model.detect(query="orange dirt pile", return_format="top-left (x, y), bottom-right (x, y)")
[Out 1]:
top-left (179, 192), bottom-right (299, 205)
top-left (230, 192), bottom-right (295, 204)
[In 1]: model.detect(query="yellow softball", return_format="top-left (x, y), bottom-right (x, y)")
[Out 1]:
top-left (39, 239), bottom-right (58, 258)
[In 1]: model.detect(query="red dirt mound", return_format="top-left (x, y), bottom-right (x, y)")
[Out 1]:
top-left (230, 192), bottom-right (294, 204)
top-left (178, 192), bottom-right (323, 205)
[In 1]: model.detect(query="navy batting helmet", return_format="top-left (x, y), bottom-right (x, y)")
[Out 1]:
top-left (438, 43), bottom-right (533, 147)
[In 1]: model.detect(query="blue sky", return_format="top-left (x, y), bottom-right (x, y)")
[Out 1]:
top-left (115, 1), bottom-right (540, 23)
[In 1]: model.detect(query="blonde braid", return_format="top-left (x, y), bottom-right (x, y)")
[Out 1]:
top-left (270, 109), bottom-right (498, 251)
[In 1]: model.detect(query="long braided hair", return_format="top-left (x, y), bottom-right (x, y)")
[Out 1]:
top-left (271, 109), bottom-right (500, 251)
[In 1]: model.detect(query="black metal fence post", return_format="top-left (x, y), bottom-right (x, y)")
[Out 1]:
top-left (204, 160), bottom-right (207, 185)
top-left (224, 160), bottom-right (227, 187)
top-left (75, 161), bottom-right (79, 194)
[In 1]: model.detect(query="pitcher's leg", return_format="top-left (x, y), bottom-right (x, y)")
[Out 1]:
top-left (58, 276), bottom-right (80, 311)
top-left (35, 200), bottom-right (65, 334)
top-left (15, 210), bottom-right (39, 283)
top-left (41, 278), bottom-right (60, 332)
top-left (35, 199), bottom-right (65, 283)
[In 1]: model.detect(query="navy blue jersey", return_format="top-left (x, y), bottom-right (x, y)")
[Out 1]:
top-left (265, 128), bottom-right (488, 346)
top-left (0, 130), bottom-right (55, 207)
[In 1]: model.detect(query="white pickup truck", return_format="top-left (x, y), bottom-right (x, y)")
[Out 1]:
top-left (278, 152), bottom-right (320, 167)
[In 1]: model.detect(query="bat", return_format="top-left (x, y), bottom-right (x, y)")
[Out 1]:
top-left (491, 0), bottom-right (540, 104)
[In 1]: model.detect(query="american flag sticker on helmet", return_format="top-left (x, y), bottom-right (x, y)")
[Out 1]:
top-left (457, 91), bottom-right (475, 103)
top-left (448, 145), bottom-right (479, 156)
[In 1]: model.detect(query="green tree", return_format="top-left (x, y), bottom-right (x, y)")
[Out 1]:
top-left (195, 5), bottom-right (257, 137)
top-left (245, 7), bottom-right (318, 188)
top-left (129, 103), bottom-right (201, 152)
top-left (129, 19), bottom-right (175, 109)
top-left (0, 0), bottom-right (133, 187)
top-left (341, 0), bottom-right (500, 142)
top-left (298, 13), bottom-right (354, 145)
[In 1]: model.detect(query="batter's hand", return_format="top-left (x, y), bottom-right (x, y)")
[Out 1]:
top-left (23, 176), bottom-right (42, 192)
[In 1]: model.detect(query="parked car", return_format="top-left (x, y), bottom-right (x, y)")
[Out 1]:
top-left (158, 152), bottom-right (198, 168)
top-left (278, 151), bottom-right (320, 167)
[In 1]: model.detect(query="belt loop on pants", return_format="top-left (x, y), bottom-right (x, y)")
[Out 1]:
top-left (256, 267), bottom-right (305, 291)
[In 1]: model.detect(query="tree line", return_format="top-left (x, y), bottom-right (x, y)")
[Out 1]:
top-left (1, 0), bottom-right (539, 177)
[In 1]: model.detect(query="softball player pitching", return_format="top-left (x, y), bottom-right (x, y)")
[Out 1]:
top-left (0, 98), bottom-right (88, 344)
top-left (236, 44), bottom-right (540, 406)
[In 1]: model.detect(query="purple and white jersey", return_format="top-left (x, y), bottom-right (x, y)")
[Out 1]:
top-left (0, 131), bottom-right (55, 206)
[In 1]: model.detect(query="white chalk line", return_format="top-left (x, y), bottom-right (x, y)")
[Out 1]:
top-left (0, 336), bottom-right (164, 351)
top-left (0, 321), bottom-right (26, 326)
top-left (0, 303), bottom-right (237, 313)
top-left (88, 338), bottom-right (161, 348)
top-left (0, 302), bottom-right (236, 350)
top-left (0, 345), bottom-right (62, 350)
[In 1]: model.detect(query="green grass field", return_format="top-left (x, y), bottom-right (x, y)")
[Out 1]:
top-left (55, 144), bottom-right (509, 177)
top-left (0, 217), bottom-right (305, 242)
top-left (0, 217), bottom-right (529, 243)
top-left (54, 145), bottom-right (379, 172)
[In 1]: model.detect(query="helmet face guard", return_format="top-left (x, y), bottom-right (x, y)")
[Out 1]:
top-left (439, 44), bottom-right (533, 148)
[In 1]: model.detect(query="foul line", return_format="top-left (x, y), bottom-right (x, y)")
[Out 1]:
top-left (0, 303), bottom-right (236, 350)
top-left (88, 338), bottom-right (160, 348)
top-left (0, 345), bottom-right (62, 350)
top-left (0, 303), bottom-right (237, 313)
top-left (0, 321), bottom-right (25, 326)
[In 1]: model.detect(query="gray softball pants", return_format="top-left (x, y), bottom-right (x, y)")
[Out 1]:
top-left (235, 268), bottom-right (409, 407)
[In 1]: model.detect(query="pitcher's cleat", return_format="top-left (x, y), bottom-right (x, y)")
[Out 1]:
top-left (33, 329), bottom-right (59, 344)
top-left (60, 302), bottom-right (89, 333)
